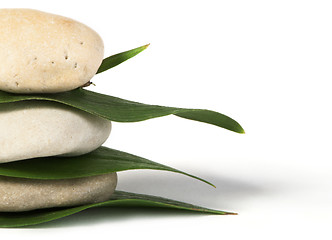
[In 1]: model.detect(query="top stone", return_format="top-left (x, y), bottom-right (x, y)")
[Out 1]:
top-left (0, 9), bottom-right (104, 93)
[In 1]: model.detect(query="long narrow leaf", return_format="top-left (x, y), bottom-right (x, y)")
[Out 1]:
top-left (0, 89), bottom-right (244, 133)
top-left (0, 146), bottom-right (214, 187)
top-left (0, 190), bottom-right (235, 228)
top-left (96, 44), bottom-right (149, 74)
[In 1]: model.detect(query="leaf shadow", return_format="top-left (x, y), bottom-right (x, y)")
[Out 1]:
top-left (116, 170), bottom-right (270, 210)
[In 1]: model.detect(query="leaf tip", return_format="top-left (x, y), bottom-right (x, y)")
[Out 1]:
top-left (234, 123), bottom-right (245, 134)
top-left (227, 212), bottom-right (238, 215)
top-left (144, 43), bottom-right (150, 49)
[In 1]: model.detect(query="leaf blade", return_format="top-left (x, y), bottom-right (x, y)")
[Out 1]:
top-left (96, 44), bottom-right (150, 74)
top-left (0, 146), bottom-right (214, 187)
top-left (0, 190), bottom-right (234, 228)
top-left (0, 89), bottom-right (244, 133)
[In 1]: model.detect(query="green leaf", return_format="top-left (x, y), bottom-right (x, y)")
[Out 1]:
top-left (0, 190), bottom-right (235, 228)
top-left (96, 44), bottom-right (150, 74)
top-left (0, 88), bottom-right (244, 133)
top-left (0, 146), bottom-right (214, 187)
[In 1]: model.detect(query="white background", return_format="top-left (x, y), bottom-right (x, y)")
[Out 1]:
top-left (1, 0), bottom-right (332, 239)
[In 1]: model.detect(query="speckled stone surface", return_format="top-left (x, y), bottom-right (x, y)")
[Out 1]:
top-left (0, 173), bottom-right (117, 212)
top-left (0, 101), bottom-right (112, 163)
top-left (0, 8), bottom-right (104, 93)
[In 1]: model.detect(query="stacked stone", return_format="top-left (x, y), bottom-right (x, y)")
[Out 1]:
top-left (0, 9), bottom-right (117, 212)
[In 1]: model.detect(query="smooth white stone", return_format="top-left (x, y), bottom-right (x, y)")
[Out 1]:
top-left (0, 101), bottom-right (111, 163)
top-left (0, 9), bottom-right (104, 93)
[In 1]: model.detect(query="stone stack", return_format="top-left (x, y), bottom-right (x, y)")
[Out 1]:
top-left (0, 9), bottom-right (117, 212)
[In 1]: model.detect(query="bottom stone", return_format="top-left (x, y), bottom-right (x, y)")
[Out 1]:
top-left (0, 173), bottom-right (117, 212)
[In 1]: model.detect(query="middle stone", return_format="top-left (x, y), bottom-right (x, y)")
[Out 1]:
top-left (0, 100), bottom-right (111, 163)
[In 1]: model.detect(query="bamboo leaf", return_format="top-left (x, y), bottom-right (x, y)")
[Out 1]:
top-left (0, 190), bottom-right (235, 228)
top-left (0, 89), bottom-right (244, 133)
top-left (0, 146), bottom-right (214, 187)
top-left (96, 44), bottom-right (149, 74)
